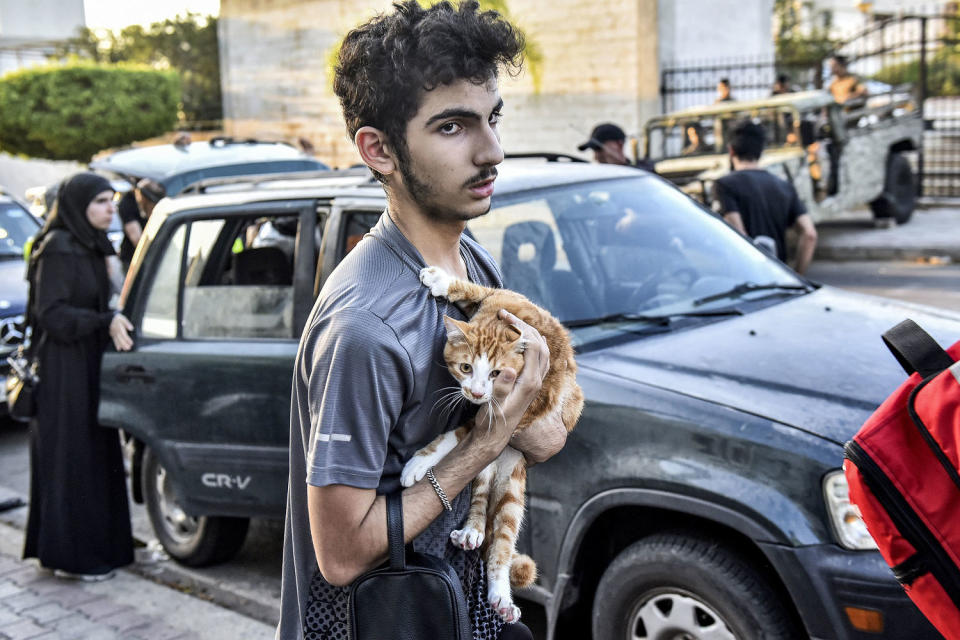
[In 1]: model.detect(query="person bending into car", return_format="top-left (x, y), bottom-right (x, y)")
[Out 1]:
top-left (713, 120), bottom-right (818, 275)
top-left (276, 3), bottom-right (567, 639)
top-left (23, 172), bottom-right (135, 581)
top-left (578, 122), bottom-right (656, 172)
top-left (118, 178), bottom-right (165, 272)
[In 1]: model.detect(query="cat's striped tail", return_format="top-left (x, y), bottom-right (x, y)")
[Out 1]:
top-left (509, 553), bottom-right (537, 589)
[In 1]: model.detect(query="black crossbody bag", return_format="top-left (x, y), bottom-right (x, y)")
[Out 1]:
top-left (349, 492), bottom-right (470, 640)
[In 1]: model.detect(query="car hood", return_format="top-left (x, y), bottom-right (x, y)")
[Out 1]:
top-left (0, 258), bottom-right (27, 317)
top-left (575, 287), bottom-right (960, 445)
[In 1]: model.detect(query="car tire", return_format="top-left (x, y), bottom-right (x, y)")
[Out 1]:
top-left (592, 532), bottom-right (800, 640)
top-left (870, 152), bottom-right (916, 224)
top-left (142, 446), bottom-right (249, 567)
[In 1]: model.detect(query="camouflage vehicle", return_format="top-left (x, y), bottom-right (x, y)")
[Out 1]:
top-left (643, 90), bottom-right (923, 224)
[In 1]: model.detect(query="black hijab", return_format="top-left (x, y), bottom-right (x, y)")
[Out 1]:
top-left (36, 172), bottom-right (116, 257)
top-left (27, 173), bottom-right (116, 320)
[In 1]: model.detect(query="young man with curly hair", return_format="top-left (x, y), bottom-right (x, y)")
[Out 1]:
top-left (277, 3), bottom-right (567, 638)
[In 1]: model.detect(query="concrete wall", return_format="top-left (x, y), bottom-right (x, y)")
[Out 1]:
top-left (0, 0), bottom-right (85, 76)
top-left (658, 0), bottom-right (774, 66)
top-left (0, 0), bottom-right (84, 40)
top-left (219, 0), bottom-right (770, 167)
top-left (219, 0), bottom-right (661, 167)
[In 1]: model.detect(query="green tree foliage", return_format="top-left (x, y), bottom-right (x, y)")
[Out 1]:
top-left (775, 0), bottom-right (838, 67)
top-left (54, 13), bottom-right (221, 124)
top-left (873, 51), bottom-right (960, 96)
top-left (0, 63), bottom-right (180, 161)
top-left (873, 14), bottom-right (960, 97)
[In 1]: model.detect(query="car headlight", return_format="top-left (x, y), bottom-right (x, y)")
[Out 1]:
top-left (824, 470), bottom-right (877, 551)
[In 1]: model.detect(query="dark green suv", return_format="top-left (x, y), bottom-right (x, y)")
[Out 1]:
top-left (101, 161), bottom-right (959, 639)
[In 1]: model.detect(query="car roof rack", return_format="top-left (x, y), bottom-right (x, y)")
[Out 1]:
top-left (504, 152), bottom-right (587, 163)
top-left (181, 167), bottom-right (378, 195)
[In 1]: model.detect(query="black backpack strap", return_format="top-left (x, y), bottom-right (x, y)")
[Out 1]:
top-left (882, 319), bottom-right (954, 378)
top-left (385, 492), bottom-right (406, 571)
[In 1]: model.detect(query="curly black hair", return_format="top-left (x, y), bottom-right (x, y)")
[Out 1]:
top-left (333, 1), bottom-right (524, 176)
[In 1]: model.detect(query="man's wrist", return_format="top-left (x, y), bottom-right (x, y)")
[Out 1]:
top-left (463, 425), bottom-right (509, 460)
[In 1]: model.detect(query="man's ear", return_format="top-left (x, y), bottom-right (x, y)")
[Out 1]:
top-left (443, 316), bottom-right (469, 344)
top-left (355, 126), bottom-right (396, 177)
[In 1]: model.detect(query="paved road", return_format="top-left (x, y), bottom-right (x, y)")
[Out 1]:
top-left (807, 259), bottom-right (960, 313)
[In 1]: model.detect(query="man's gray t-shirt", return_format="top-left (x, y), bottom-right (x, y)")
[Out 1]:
top-left (276, 211), bottom-right (504, 640)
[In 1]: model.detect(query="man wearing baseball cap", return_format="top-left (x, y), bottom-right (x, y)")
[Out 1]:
top-left (578, 123), bottom-right (632, 165)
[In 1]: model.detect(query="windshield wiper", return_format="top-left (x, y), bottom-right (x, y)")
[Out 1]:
top-left (692, 282), bottom-right (811, 307)
top-left (565, 308), bottom-right (743, 328)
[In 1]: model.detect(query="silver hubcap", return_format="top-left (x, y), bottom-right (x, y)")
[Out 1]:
top-left (155, 464), bottom-right (201, 544)
top-left (628, 590), bottom-right (737, 640)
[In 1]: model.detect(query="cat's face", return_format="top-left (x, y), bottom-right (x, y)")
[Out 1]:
top-left (443, 316), bottom-right (525, 405)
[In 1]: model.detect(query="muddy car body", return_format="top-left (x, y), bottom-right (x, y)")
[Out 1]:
top-left (645, 90), bottom-right (923, 224)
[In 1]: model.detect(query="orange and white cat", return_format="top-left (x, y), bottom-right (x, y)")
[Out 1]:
top-left (401, 266), bottom-right (583, 623)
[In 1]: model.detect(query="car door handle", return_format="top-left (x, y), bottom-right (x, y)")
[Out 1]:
top-left (114, 364), bottom-right (155, 384)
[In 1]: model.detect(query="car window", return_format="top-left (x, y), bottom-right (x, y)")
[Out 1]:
top-left (648, 108), bottom-right (802, 161)
top-left (0, 202), bottom-right (39, 257)
top-left (181, 216), bottom-right (297, 340)
top-left (139, 214), bottom-right (298, 341)
top-left (341, 211), bottom-right (381, 257)
top-left (472, 176), bottom-right (803, 325)
top-left (142, 223), bottom-right (186, 339)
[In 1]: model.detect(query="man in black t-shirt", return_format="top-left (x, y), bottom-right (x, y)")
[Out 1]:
top-left (118, 179), bottom-right (165, 270)
top-left (714, 120), bottom-right (818, 274)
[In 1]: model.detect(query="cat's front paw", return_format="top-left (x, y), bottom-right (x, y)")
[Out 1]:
top-left (489, 591), bottom-right (521, 624)
top-left (450, 527), bottom-right (484, 550)
top-left (420, 266), bottom-right (453, 298)
top-left (400, 454), bottom-right (434, 488)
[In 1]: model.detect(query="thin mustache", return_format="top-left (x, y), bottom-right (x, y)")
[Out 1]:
top-left (464, 168), bottom-right (498, 189)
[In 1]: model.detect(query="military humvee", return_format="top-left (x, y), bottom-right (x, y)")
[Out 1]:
top-left (643, 90), bottom-right (923, 224)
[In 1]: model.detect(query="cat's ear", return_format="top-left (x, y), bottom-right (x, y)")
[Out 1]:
top-left (443, 316), bottom-right (469, 345)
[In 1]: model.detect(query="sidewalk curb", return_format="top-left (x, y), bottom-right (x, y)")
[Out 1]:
top-left (815, 246), bottom-right (960, 261)
top-left (126, 561), bottom-right (280, 628)
top-left (0, 483), bottom-right (280, 630)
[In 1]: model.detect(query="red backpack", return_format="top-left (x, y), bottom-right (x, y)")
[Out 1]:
top-left (845, 319), bottom-right (960, 639)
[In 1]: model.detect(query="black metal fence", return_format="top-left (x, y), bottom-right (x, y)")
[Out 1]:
top-left (660, 57), bottom-right (820, 113)
top-left (660, 12), bottom-right (960, 197)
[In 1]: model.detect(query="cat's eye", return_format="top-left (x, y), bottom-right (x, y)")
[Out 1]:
top-left (490, 370), bottom-right (501, 379)
top-left (460, 363), bottom-right (472, 374)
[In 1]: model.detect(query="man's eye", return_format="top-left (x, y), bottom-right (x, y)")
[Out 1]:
top-left (440, 122), bottom-right (462, 135)
top-left (460, 363), bottom-right (472, 373)
top-left (489, 111), bottom-right (502, 125)
top-left (490, 369), bottom-right (500, 379)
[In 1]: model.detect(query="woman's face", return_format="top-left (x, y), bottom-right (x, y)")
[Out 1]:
top-left (85, 190), bottom-right (116, 231)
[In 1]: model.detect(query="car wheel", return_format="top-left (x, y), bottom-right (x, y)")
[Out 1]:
top-left (870, 152), bottom-right (916, 224)
top-left (141, 446), bottom-right (249, 567)
top-left (592, 532), bottom-right (800, 640)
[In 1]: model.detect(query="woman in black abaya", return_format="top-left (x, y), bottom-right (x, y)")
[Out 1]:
top-left (23, 172), bottom-right (135, 580)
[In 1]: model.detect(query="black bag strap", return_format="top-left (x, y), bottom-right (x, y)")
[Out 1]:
top-left (882, 319), bottom-right (954, 378)
top-left (386, 492), bottom-right (405, 571)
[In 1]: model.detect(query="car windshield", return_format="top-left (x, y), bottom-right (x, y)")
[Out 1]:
top-left (646, 108), bottom-right (802, 161)
top-left (470, 176), bottom-right (805, 334)
top-left (0, 202), bottom-right (39, 258)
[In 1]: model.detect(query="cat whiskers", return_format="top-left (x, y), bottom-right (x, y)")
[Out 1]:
top-left (484, 395), bottom-right (507, 434)
top-left (430, 387), bottom-right (465, 425)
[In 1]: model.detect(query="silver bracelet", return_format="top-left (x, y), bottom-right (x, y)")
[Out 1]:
top-left (425, 467), bottom-right (452, 511)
